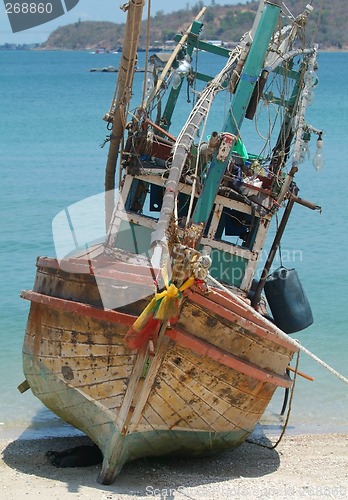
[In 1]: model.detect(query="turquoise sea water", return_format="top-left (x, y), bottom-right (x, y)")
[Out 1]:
top-left (1, 50), bottom-right (348, 439)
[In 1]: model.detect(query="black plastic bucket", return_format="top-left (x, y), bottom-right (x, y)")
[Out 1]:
top-left (264, 267), bottom-right (313, 334)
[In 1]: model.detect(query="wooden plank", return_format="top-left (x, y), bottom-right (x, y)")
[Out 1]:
top-left (152, 378), bottom-right (212, 431)
top-left (23, 334), bottom-right (131, 358)
top-left (167, 327), bottom-right (292, 388)
top-left (221, 405), bottom-right (262, 429)
top-left (126, 325), bottom-right (172, 432)
top-left (77, 379), bottom-right (127, 401)
top-left (34, 271), bottom-right (102, 307)
top-left (161, 361), bottom-right (235, 430)
top-left (156, 351), bottom-right (262, 432)
top-left (166, 350), bottom-right (251, 404)
top-left (115, 348), bottom-right (149, 433)
top-left (35, 324), bottom-right (127, 345)
top-left (164, 358), bottom-right (231, 415)
top-left (145, 389), bottom-right (194, 430)
top-left (37, 255), bottom-right (157, 279)
top-left (24, 362), bottom-right (113, 422)
top-left (169, 343), bottom-right (276, 404)
top-left (59, 343), bottom-right (130, 358)
top-left (43, 329), bottom-right (126, 346)
top-left (165, 347), bottom-right (271, 415)
top-left (213, 409), bottom-right (258, 431)
top-left (21, 290), bottom-right (137, 326)
top-left (27, 305), bottom-right (129, 339)
top-left (67, 364), bottom-right (132, 384)
top-left (24, 362), bottom-right (126, 405)
top-left (186, 290), bottom-right (297, 353)
top-left (36, 257), bottom-right (158, 290)
top-left (72, 330), bottom-right (127, 345)
top-left (97, 395), bottom-right (124, 410)
top-left (28, 355), bottom-right (135, 375)
top-left (137, 402), bottom-right (169, 429)
top-left (17, 380), bottom-right (30, 393)
top-left (178, 304), bottom-right (290, 372)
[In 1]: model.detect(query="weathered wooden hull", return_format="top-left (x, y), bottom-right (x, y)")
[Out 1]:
top-left (22, 256), bottom-right (296, 484)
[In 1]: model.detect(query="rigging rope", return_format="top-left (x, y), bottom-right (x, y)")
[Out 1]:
top-left (141, 0), bottom-right (152, 107)
top-left (207, 274), bottom-right (348, 387)
top-left (185, 88), bottom-right (215, 226)
top-left (247, 350), bottom-right (301, 450)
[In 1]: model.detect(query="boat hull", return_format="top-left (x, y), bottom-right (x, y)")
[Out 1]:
top-left (22, 256), bottom-right (296, 484)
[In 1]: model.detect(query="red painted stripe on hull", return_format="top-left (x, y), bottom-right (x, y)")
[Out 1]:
top-left (36, 256), bottom-right (158, 287)
top-left (35, 258), bottom-right (296, 354)
top-left (166, 327), bottom-right (292, 388)
top-left (186, 290), bottom-right (297, 353)
top-left (21, 290), bottom-right (136, 326)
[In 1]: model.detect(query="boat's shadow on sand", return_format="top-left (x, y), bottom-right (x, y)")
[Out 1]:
top-left (2, 424), bottom-right (284, 495)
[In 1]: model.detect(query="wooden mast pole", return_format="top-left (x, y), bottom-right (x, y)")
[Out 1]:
top-left (104, 0), bottom-right (145, 230)
top-left (145, 7), bottom-right (206, 106)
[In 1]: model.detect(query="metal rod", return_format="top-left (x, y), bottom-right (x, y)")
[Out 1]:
top-left (251, 195), bottom-right (295, 309)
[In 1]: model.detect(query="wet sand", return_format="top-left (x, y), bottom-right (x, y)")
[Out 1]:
top-left (1, 433), bottom-right (347, 499)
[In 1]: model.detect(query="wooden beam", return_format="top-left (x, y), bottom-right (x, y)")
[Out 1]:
top-left (167, 326), bottom-right (292, 388)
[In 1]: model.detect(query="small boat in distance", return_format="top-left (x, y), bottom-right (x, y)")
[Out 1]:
top-left (89, 65), bottom-right (145, 73)
top-left (20, 0), bottom-right (323, 484)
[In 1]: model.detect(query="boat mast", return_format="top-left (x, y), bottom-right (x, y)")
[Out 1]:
top-left (104, 0), bottom-right (145, 230)
top-left (150, 0), bottom-right (281, 269)
top-left (192, 0), bottom-right (281, 225)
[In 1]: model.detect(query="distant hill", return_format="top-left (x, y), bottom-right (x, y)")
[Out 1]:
top-left (41, 1), bottom-right (348, 51)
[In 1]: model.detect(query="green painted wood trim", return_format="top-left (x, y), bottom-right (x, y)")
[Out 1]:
top-left (224, 2), bottom-right (282, 134)
top-left (192, 2), bottom-right (281, 225)
top-left (123, 427), bottom-right (251, 459)
top-left (209, 249), bottom-right (248, 287)
top-left (192, 39), bottom-right (231, 58)
top-left (162, 20), bottom-right (204, 129)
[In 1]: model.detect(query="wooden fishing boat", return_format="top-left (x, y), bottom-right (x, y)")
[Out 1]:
top-left (20, 0), bottom-right (323, 484)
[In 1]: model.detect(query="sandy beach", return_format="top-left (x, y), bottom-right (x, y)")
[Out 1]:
top-left (1, 433), bottom-right (347, 499)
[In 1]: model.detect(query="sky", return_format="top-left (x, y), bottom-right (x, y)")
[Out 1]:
top-left (0, 0), bottom-right (243, 45)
